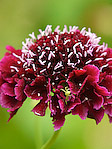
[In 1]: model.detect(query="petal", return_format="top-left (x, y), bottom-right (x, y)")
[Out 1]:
top-left (88, 107), bottom-right (104, 124)
top-left (15, 79), bottom-right (27, 101)
top-left (108, 115), bottom-right (112, 123)
top-left (1, 83), bottom-right (15, 96)
top-left (72, 104), bottom-right (88, 120)
top-left (32, 101), bottom-right (48, 116)
top-left (0, 93), bottom-right (23, 109)
top-left (94, 83), bottom-right (110, 96)
top-left (67, 97), bottom-right (81, 112)
top-left (101, 75), bottom-right (112, 94)
top-left (8, 109), bottom-right (18, 121)
top-left (6, 45), bottom-right (22, 55)
top-left (92, 90), bottom-right (104, 110)
top-left (58, 99), bottom-right (65, 113)
top-left (52, 114), bottom-right (65, 131)
top-left (24, 84), bottom-right (43, 100)
top-left (0, 55), bottom-right (18, 73)
top-left (83, 64), bottom-right (99, 82)
top-left (104, 104), bottom-right (112, 117)
top-left (30, 76), bottom-right (46, 86)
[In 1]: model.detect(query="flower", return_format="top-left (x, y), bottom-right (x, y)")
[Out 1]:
top-left (0, 25), bottom-right (112, 130)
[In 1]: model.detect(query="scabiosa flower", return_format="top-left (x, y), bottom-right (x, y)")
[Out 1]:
top-left (0, 25), bottom-right (112, 130)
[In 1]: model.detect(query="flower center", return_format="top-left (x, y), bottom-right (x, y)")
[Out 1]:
top-left (61, 86), bottom-right (71, 101)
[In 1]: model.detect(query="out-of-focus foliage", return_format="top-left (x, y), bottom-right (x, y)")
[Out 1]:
top-left (0, 0), bottom-right (112, 149)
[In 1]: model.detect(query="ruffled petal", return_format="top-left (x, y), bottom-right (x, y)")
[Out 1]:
top-left (83, 64), bottom-right (99, 82)
top-left (104, 104), bottom-right (112, 117)
top-left (15, 79), bottom-right (27, 101)
top-left (53, 114), bottom-right (65, 131)
top-left (32, 101), bottom-right (48, 116)
top-left (88, 107), bottom-right (104, 124)
top-left (72, 104), bottom-right (88, 120)
top-left (1, 83), bottom-right (15, 96)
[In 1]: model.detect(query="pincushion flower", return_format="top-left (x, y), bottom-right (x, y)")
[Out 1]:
top-left (0, 25), bottom-right (112, 131)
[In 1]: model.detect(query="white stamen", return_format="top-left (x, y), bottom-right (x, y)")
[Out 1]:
top-left (32, 64), bottom-right (36, 71)
top-left (54, 26), bottom-right (60, 34)
top-left (73, 42), bottom-right (81, 49)
top-left (100, 64), bottom-right (108, 71)
top-left (79, 83), bottom-right (82, 86)
top-left (29, 32), bottom-right (36, 40)
top-left (68, 52), bottom-right (73, 58)
top-left (38, 46), bottom-right (41, 50)
top-left (51, 40), bottom-right (54, 45)
top-left (17, 61), bottom-right (21, 64)
top-left (39, 51), bottom-right (46, 59)
top-left (96, 45), bottom-right (104, 52)
top-left (29, 50), bottom-right (36, 57)
top-left (11, 69), bottom-right (14, 72)
top-left (85, 60), bottom-right (92, 64)
top-left (35, 112), bottom-right (41, 116)
top-left (40, 68), bottom-right (46, 73)
top-left (78, 52), bottom-right (82, 57)
top-left (39, 29), bottom-right (44, 36)
top-left (54, 61), bottom-right (63, 70)
top-left (80, 27), bottom-right (86, 35)
top-left (48, 51), bottom-right (55, 60)
top-left (52, 82), bottom-right (55, 85)
top-left (45, 47), bottom-right (50, 50)
top-left (94, 57), bottom-right (103, 61)
top-left (106, 58), bottom-right (112, 62)
top-left (47, 62), bottom-right (51, 68)
top-left (38, 93), bottom-right (40, 96)
top-left (10, 66), bottom-right (19, 72)
top-left (63, 25), bottom-right (68, 33)
top-left (67, 59), bottom-right (75, 68)
top-left (64, 39), bottom-right (71, 45)
top-left (84, 51), bottom-right (87, 57)
top-left (23, 62), bottom-right (28, 68)
top-left (13, 53), bottom-right (25, 62)
top-left (55, 35), bottom-right (59, 43)
top-left (22, 41), bottom-right (28, 49)
top-left (39, 59), bottom-right (46, 65)
top-left (80, 43), bottom-right (84, 50)
top-left (100, 52), bottom-right (107, 57)
top-left (76, 54), bottom-right (79, 59)
top-left (67, 48), bottom-right (69, 52)
top-left (21, 74), bottom-right (24, 77)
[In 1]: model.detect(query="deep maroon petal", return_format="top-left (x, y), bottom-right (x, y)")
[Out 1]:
top-left (88, 107), bottom-right (104, 124)
top-left (8, 109), bottom-right (18, 121)
top-left (1, 83), bottom-right (15, 96)
top-left (108, 115), bottom-right (112, 123)
top-left (83, 64), bottom-right (99, 82)
top-left (72, 104), bottom-right (88, 120)
top-left (104, 104), bottom-right (112, 117)
top-left (53, 114), bottom-right (65, 131)
top-left (32, 101), bottom-right (48, 116)
top-left (58, 99), bottom-right (65, 113)
top-left (24, 84), bottom-right (43, 100)
top-left (94, 83), bottom-right (110, 96)
top-left (0, 93), bottom-right (23, 109)
top-left (15, 79), bottom-right (27, 101)
top-left (101, 75), bottom-right (112, 94)
top-left (67, 97), bottom-right (81, 112)
top-left (92, 90), bottom-right (104, 110)
top-left (0, 55), bottom-right (18, 73)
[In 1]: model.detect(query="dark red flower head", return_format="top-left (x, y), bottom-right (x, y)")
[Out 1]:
top-left (0, 25), bottom-right (112, 130)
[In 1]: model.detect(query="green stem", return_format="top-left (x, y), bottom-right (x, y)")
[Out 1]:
top-left (40, 129), bottom-right (61, 149)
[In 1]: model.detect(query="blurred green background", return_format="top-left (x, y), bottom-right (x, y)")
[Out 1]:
top-left (0, 0), bottom-right (112, 149)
